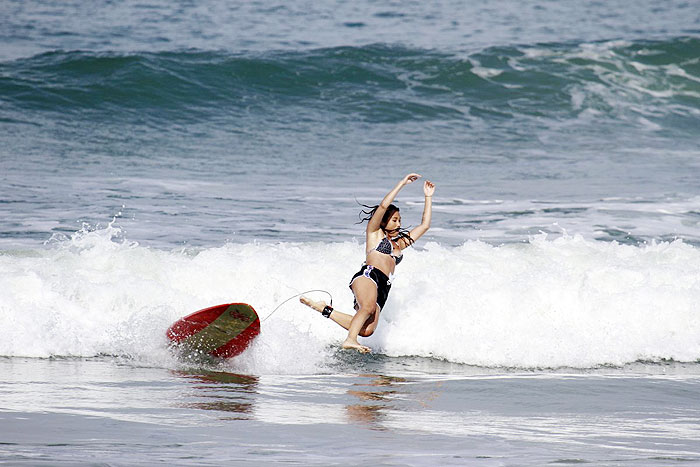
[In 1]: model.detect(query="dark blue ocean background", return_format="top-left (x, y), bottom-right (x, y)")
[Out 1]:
top-left (2, 1), bottom-right (700, 465)
top-left (2, 0), bottom-right (699, 247)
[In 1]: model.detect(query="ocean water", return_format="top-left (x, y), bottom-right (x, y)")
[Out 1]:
top-left (1, 0), bottom-right (700, 465)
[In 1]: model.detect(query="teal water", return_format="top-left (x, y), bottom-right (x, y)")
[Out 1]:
top-left (2, 37), bottom-right (699, 247)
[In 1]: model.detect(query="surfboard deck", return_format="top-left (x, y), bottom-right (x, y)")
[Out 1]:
top-left (166, 303), bottom-right (260, 359)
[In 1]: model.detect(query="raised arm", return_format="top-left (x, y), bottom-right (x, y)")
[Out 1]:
top-left (366, 173), bottom-right (421, 233)
top-left (405, 180), bottom-right (435, 244)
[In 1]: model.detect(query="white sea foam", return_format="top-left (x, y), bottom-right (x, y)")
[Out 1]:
top-left (471, 66), bottom-right (503, 79)
top-left (2, 225), bottom-right (700, 371)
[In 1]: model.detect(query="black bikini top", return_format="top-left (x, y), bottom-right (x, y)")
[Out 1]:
top-left (373, 236), bottom-right (403, 265)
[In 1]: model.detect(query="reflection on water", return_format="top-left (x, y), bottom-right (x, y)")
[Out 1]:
top-left (174, 369), bottom-right (258, 387)
top-left (173, 370), bottom-right (437, 430)
top-left (346, 374), bottom-right (406, 429)
top-left (172, 369), bottom-right (259, 419)
top-left (168, 365), bottom-right (700, 461)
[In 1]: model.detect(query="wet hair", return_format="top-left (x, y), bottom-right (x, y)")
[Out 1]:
top-left (357, 203), bottom-right (415, 246)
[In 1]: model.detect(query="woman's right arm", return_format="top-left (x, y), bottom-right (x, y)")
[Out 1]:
top-left (366, 173), bottom-right (421, 233)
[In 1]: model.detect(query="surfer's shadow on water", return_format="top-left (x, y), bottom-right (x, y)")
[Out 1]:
top-left (326, 345), bottom-right (387, 367)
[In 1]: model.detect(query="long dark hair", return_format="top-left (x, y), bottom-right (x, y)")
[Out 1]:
top-left (357, 203), bottom-right (415, 246)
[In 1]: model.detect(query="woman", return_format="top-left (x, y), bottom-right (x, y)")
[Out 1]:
top-left (301, 173), bottom-right (435, 353)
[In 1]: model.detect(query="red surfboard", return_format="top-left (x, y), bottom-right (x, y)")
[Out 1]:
top-left (166, 303), bottom-right (260, 358)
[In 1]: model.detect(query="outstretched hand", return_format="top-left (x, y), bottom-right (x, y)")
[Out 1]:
top-left (402, 173), bottom-right (422, 185)
top-left (424, 180), bottom-right (435, 197)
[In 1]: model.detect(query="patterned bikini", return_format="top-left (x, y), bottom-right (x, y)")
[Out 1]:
top-left (349, 236), bottom-right (403, 310)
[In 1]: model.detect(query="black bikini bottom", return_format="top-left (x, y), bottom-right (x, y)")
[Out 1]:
top-left (349, 264), bottom-right (391, 310)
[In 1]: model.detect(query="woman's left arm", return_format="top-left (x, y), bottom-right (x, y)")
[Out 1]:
top-left (403, 180), bottom-right (435, 246)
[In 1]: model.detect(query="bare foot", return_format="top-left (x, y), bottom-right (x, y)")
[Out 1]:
top-left (342, 338), bottom-right (371, 354)
top-left (300, 296), bottom-right (326, 313)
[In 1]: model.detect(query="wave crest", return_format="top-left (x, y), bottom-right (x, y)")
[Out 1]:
top-left (2, 225), bottom-right (700, 370)
top-left (2, 37), bottom-right (697, 129)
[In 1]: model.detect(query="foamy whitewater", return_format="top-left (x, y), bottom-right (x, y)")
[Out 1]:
top-left (3, 224), bottom-right (700, 370)
top-left (2, 0), bottom-right (700, 465)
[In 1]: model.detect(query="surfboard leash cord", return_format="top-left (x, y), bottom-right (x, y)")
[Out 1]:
top-left (261, 289), bottom-right (334, 323)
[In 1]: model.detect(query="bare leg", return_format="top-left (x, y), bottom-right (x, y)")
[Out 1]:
top-left (300, 282), bottom-right (380, 354)
top-left (342, 277), bottom-right (379, 353)
top-left (300, 296), bottom-right (354, 330)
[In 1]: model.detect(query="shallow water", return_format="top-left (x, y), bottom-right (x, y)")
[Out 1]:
top-left (3, 358), bottom-right (700, 466)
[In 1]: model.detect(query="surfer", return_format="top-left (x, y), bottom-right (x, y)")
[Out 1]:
top-left (301, 173), bottom-right (435, 353)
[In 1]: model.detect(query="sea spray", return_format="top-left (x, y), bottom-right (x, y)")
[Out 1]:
top-left (2, 225), bottom-right (700, 370)
top-left (377, 235), bottom-right (700, 367)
